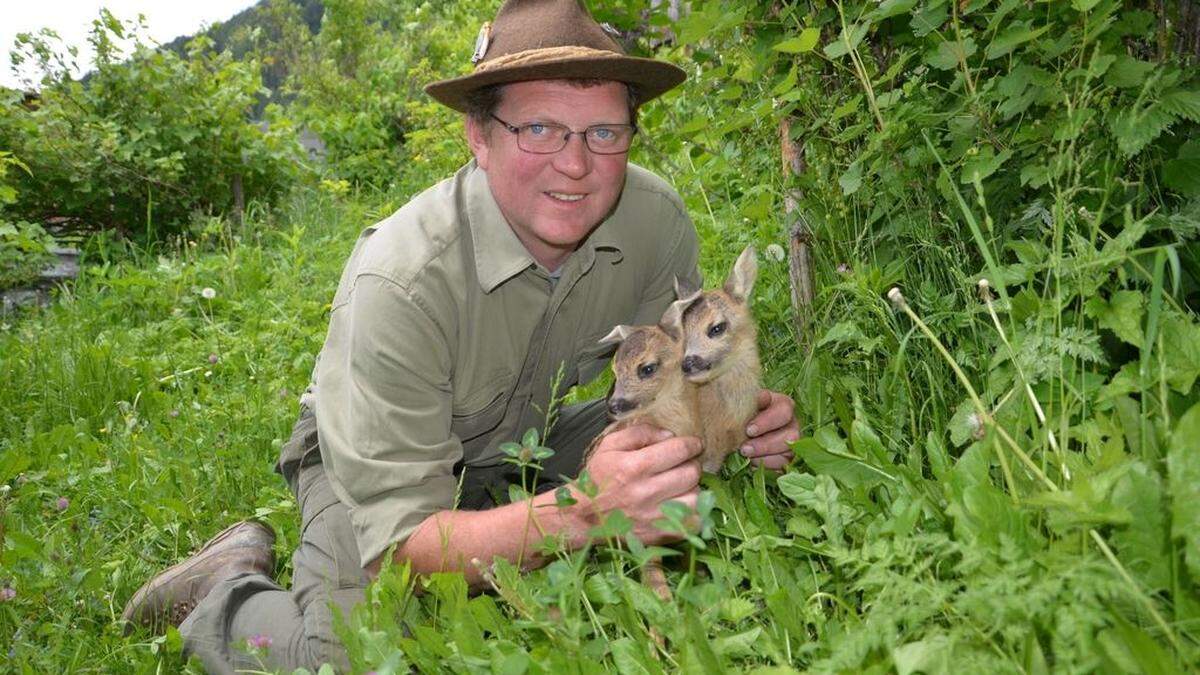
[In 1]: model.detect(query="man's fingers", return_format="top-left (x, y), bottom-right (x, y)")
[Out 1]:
top-left (741, 425), bottom-right (800, 458)
top-left (745, 390), bottom-right (796, 437)
top-left (639, 458), bottom-right (702, 502)
top-left (598, 423), bottom-right (673, 453)
top-left (749, 452), bottom-right (793, 471)
top-left (632, 435), bottom-right (703, 475)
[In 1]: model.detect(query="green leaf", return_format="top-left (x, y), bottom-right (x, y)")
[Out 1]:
top-left (1169, 402), bottom-right (1200, 581)
top-left (985, 22), bottom-right (1049, 59)
top-left (1072, 0), bottom-right (1102, 12)
top-left (925, 37), bottom-right (976, 70)
top-left (1108, 104), bottom-right (1176, 156)
top-left (793, 437), bottom-right (895, 489)
top-left (1084, 290), bottom-right (1145, 347)
top-left (1110, 461), bottom-right (1170, 591)
top-left (684, 606), bottom-right (725, 673)
top-left (823, 23), bottom-right (868, 59)
top-left (839, 161), bottom-right (863, 195)
top-left (1159, 89), bottom-right (1200, 121)
top-left (1163, 159), bottom-right (1200, 197)
top-left (1105, 55), bottom-right (1155, 88)
top-left (870, 0), bottom-right (919, 21)
top-left (960, 148), bottom-right (1012, 183)
top-left (893, 635), bottom-right (954, 675)
top-left (773, 28), bottom-right (820, 54)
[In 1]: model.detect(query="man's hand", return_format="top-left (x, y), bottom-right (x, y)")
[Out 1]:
top-left (579, 424), bottom-right (703, 546)
top-left (740, 389), bottom-right (799, 471)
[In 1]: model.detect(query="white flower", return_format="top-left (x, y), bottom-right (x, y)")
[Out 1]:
top-left (765, 243), bottom-right (786, 262)
top-left (200, 287), bottom-right (216, 300)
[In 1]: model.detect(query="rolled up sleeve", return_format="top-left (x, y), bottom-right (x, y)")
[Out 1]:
top-left (314, 273), bottom-right (459, 568)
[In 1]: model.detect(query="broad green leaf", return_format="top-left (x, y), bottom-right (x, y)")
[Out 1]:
top-left (870, 0), bottom-right (919, 21)
top-left (1108, 104), bottom-right (1176, 156)
top-left (1169, 402), bottom-right (1200, 580)
top-left (926, 37), bottom-right (976, 70)
top-left (823, 23), bottom-right (868, 59)
top-left (1159, 89), bottom-right (1200, 121)
top-left (1084, 290), bottom-right (1145, 347)
top-left (839, 161), bottom-right (863, 195)
top-left (985, 22), bottom-right (1049, 59)
top-left (793, 437), bottom-right (895, 489)
top-left (1161, 315), bottom-right (1200, 393)
top-left (1072, 0), bottom-right (1102, 12)
top-left (773, 28), bottom-right (820, 54)
top-left (684, 606), bottom-right (725, 673)
top-left (893, 635), bottom-right (954, 675)
top-left (959, 148), bottom-right (1012, 183)
top-left (1105, 55), bottom-right (1155, 88)
top-left (610, 637), bottom-right (655, 675)
top-left (1163, 139), bottom-right (1200, 197)
top-left (1098, 611), bottom-right (1186, 675)
top-left (1110, 461), bottom-right (1170, 591)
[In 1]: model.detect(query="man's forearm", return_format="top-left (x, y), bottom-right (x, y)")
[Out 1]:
top-left (369, 489), bottom-right (591, 587)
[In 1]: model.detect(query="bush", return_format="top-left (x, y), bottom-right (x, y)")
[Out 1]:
top-left (0, 221), bottom-right (55, 290)
top-left (0, 11), bottom-right (303, 242)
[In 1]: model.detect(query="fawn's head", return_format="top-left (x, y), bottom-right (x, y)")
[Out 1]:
top-left (599, 304), bottom-right (688, 419)
top-left (673, 245), bottom-right (758, 384)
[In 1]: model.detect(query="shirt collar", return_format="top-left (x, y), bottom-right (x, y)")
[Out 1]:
top-left (464, 161), bottom-right (626, 293)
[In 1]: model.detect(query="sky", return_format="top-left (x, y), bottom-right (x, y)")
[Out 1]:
top-left (1, 1), bottom-right (260, 89)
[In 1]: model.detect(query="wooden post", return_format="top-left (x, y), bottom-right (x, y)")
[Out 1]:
top-left (780, 117), bottom-right (815, 351)
top-left (231, 174), bottom-right (245, 229)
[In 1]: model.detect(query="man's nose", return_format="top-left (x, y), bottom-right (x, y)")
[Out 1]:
top-left (552, 132), bottom-right (592, 179)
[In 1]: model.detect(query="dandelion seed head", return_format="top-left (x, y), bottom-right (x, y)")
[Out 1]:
top-left (887, 287), bottom-right (905, 306)
top-left (764, 243), bottom-right (786, 262)
top-left (208, 353), bottom-right (219, 364)
top-left (200, 287), bottom-right (216, 300)
top-left (837, 263), bottom-right (851, 274)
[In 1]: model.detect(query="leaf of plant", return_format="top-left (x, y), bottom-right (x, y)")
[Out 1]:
top-left (1110, 461), bottom-right (1170, 591)
top-left (985, 21), bottom-right (1049, 59)
top-left (1105, 55), bottom-right (1155, 88)
top-left (794, 437), bottom-right (896, 489)
top-left (1169, 402), bottom-right (1200, 581)
top-left (839, 161), bottom-right (862, 195)
top-left (925, 37), bottom-right (976, 70)
top-left (773, 28), bottom-right (820, 54)
top-left (684, 605), bottom-right (725, 673)
top-left (823, 23), bottom-right (868, 59)
top-left (1084, 290), bottom-right (1145, 347)
top-left (1159, 89), bottom-right (1200, 121)
top-left (1108, 104), bottom-right (1176, 156)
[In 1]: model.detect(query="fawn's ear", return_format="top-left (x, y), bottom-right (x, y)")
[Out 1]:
top-left (658, 299), bottom-right (691, 340)
top-left (599, 325), bottom-right (633, 346)
top-left (723, 245), bottom-right (758, 302)
top-left (674, 274), bottom-right (701, 300)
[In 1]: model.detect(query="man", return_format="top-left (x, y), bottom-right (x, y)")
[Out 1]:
top-left (121, 0), bottom-right (799, 671)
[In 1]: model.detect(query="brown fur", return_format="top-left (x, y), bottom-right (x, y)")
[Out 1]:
top-left (674, 245), bottom-right (762, 472)
top-left (584, 306), bottom-right (700, 605)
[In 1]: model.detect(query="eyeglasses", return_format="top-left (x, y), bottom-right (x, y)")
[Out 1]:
top-left (490, 114), bottom-right (637, 155)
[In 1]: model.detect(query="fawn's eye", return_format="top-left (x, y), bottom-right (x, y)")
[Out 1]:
top-left (637, 362), bottom-right (658, 379)
top-left (707, 321), bottom-right (728, 338)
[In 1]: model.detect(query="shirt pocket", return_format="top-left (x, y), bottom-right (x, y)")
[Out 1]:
top-left (451, 372), bottom-right (514, 444)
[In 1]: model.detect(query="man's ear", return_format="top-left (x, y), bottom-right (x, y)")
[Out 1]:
top-left (464, 115), bottom-right (491, 170)
top-left (599, 325), bottom-right (633, 346)
top-left (723, 245), bottom-right (758, 302)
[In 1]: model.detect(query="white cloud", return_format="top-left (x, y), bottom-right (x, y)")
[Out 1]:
top-left (2, 0), bottom-right (260, 89)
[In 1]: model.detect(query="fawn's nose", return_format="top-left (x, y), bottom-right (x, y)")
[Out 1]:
top-left (608, 397), bottom-right (636, 416)
top-left (682, 355), bottom-right (709, 375)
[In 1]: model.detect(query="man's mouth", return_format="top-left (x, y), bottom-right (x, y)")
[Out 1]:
top-left (546, 191), bottom-right (586, 203)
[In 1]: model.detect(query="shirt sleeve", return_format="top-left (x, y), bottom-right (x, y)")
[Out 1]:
top-left (314, 273), bottom-right (460, 568)
top-left (629, 200), bottom-right (702, 326)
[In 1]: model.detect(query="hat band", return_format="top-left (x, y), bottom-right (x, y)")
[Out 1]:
top-left (474, 45), bottom-right (623, 73)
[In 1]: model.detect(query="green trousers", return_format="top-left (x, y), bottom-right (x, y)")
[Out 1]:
top-left (179, 400), bottom-right (607, 673)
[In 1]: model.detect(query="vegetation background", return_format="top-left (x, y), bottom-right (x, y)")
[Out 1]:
top-left (1, 0), bottom-right (1199, 672)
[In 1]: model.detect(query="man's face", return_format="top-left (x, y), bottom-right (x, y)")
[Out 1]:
top-left (466, 79), bottom-right (631, 270)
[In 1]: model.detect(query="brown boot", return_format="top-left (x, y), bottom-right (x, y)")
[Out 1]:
top-left (121, 521), bottom-right (275, 634)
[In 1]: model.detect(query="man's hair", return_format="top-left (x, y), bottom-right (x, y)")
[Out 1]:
top-left (464, 79), bottom-right (642, 126)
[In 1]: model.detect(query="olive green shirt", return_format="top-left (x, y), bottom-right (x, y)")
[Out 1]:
top-left (308, 160), bottom-right (700, 567)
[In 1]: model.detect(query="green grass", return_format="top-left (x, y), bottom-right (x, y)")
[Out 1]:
top-left (1, 156), bottom-right (1196, 672)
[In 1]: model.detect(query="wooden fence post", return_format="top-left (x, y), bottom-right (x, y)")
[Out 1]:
top-left (780, 117), bottom-right (815, 351)
top-left (231, 174), bottom-right (245, 229)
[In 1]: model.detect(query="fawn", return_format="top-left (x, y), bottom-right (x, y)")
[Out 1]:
top-left (674, 245), bottom-right (762, 473)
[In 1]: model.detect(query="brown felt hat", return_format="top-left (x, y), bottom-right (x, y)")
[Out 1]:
top-left (425, 0), bottom-right (686, 113)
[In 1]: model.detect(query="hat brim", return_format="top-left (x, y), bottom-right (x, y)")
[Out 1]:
top-left (424, 54), bottom-right (686, 113)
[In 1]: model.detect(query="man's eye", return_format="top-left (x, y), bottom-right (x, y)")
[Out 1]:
top-left (707, 322), bottom-right (728, 338)
top-left (527, 124), bottom-right (547, 136)
top-left (637, 362), bottom-right (658, 379)
top-left (592, 127), bottom-right (616, 141)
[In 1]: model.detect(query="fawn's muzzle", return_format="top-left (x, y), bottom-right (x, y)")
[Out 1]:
top-left (681, 355), bottom-right (709, 375)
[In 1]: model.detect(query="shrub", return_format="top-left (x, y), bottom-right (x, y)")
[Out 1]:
top-left (0, 11), bottom-right (303, 242)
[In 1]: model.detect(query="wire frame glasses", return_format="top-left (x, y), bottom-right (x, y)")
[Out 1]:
top-left (490, 114), bottom-right (637, 155)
